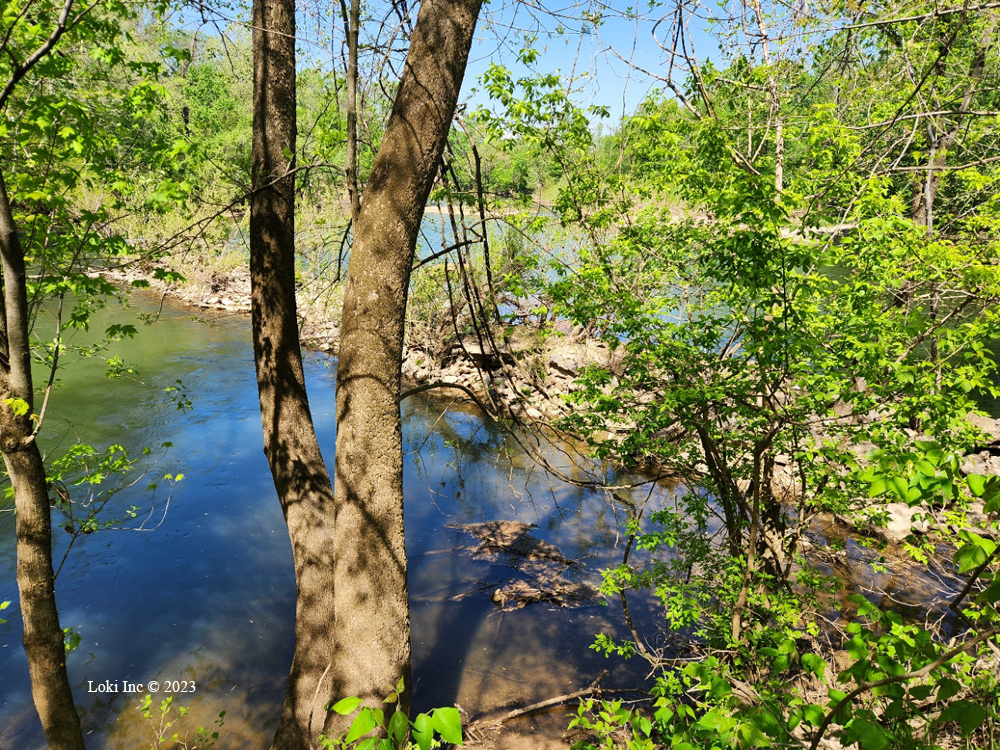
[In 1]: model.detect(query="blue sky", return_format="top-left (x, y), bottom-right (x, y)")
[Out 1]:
top-left (286, 0), bottom-right (725, 121)
top-left (459, 0), bottom-right (722, 120)
top-left (176, 0), bottom-right (723, 122)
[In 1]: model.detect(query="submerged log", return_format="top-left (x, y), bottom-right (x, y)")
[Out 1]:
top-left (448, 521), bottom-right (597, 609)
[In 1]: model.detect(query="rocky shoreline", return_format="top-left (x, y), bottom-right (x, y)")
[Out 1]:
top-left (101, 260), bottom-right (1000, 549)
top-left (100, 261), bottom-right (612, 424)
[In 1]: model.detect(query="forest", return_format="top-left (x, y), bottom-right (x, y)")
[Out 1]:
top-left (2, 0), bottom-right (1000, 748)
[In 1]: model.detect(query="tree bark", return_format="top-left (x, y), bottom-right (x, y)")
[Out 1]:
top-left (328, 0), bottom-right (482, 733)
top-left (340, 0), bottom-right (361, 226)
top-left (249, 3), bottom-right (339, 750)
top-left (748, 0), bottom-right (783, 193)
top-left (0, 169), bottom-right (85, 750)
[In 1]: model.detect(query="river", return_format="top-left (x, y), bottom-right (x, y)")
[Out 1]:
top-left (0, 289), bottom-right (661, 749)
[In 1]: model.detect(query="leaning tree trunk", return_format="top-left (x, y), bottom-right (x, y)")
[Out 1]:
top-left (0, 170), bottom-right (86, 750)
top-left (249, 3), bottom-right (339, 750)
top-left (328, 0), bottom-right (482, 734)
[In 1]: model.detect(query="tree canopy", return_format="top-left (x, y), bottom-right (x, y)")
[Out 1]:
top-left (3, 0), bottom-right (1000, 748)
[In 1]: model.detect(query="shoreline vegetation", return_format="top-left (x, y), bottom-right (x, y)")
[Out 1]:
top-left (7, 0), bottom-right (1000, 744)
top-left (94, 238), bottom-right (1000, 749)
top-left (99, 244), bottom-right (1000, 554)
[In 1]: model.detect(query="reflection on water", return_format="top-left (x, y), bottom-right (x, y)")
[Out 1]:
top-left (1, 290), bottom-right (962, 749)
top-left (0, 291), bottom-right (657, 749)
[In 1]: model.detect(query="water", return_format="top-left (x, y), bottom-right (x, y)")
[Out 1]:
top-left (1, 273), bottom-right (966, 748)
top-left (0, 290), bottom-right (658, 749)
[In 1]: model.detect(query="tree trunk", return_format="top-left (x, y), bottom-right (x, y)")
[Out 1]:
top-left (249, 3), bottom-right (340, 750)
top-left (328, 0), bottom-right (482, 733)
top-left (748, 0), bottom-right (782, 193)
top-left (340, 0), bottom-right (361, 225)
top-left (910, 30), bottom-right (992, 227)
top-left (0, 170), bottom-right (85, 750)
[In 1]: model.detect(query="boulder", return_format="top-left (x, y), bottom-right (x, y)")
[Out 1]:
top-left (968, 413), bottom-right (1000, 442)
top-left (548, 345), bottom-right (587, 376)
top-left (872, 502), bottom-right (931, 544)
top-left (961, 453), bottom-right (1000, 477)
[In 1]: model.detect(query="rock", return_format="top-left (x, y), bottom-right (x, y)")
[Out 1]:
top-left (490, 578), bottom-right (596, 610)
top-left (448, 521), bottom-right (596, 610)
top-left (869, 502), bottom-right (931, 544)
top-left (832, 400), bottom-right (853, 419)
top-left (968, 501), bottom-right (990, 528)
top-left (850, 442), bottom-right (879, 462)
top-left (548, 345), bottom-right (587, 376)
top-left (968, 413), bottom-right (1000, 441)
top-left (448, 521), bottom-right (571, 564)
top-left (961, 453), bottom-right (1000, 477)
top-left (526, 407), bottom-right (543, 419)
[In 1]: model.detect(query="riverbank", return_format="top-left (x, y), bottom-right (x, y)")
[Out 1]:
top-left (91, 255), bottom-right (1000, 750)
top-left (101, 255), bottom-right (1000, 553)
top-left (100, 259), bottom-right (612, 426)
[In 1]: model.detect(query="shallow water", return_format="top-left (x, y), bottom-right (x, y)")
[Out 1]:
top-left (0, 291), bottom-right (660, 749)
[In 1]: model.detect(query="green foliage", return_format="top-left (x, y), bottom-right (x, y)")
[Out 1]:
top-left (320, 678), bottom-right (462, 750)
top-left (47, 441), bottom-right (178, 542)
top-left (139, 694), bottom-right (225, 750)
top-left (569, 699), bottom-right (657, 750)
top-left (60, 625), bottom-right (83, 654)
top-left (477, 12), bottom-right (1000, 750)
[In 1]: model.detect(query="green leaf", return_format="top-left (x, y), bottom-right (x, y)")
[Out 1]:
top-left (889, 476), bottom-right (909, 500)
top-left (980, 576), bottom-right (1000, 604)
top-left (388, 710), bottom-right (408, 745)
top-left (845, 635), bottom-right (867, 660)
top-left (697, 710), bottom-right (737, 734)
top-left (432, 706), bottom-right (463, 745)
top-left (935, 678), bottom-right (961, 702)
top-left (638, 716), bottom-right (652, 736)
top-left (802, 653), bottom-right (827, 678)
top-left (737, 722), bottom-right (771, 747)
top-left (332, 696), bottom-right (362, 715)
top-left (967, 474), bottom-right (988, 497)
top-left (3, 397), bottom-right (30, 417)
top-left (413, 713), bottom-right (432, 750)
top-left (852, 717), bottom-right (891, 750)
top-left (955, 543), bottom-right (987, 573)
top-left (938, 700), bottom-right (987, 735)
top-left (345, 708), bottom-right (379, 744)
top-left (803, 705), bottom-right (825, 727)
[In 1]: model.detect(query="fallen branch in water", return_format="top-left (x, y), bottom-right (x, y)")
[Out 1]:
top-left (499, 669), bottom-right (609, 722)
top-left (462, 672), bottom-right (652, 744)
